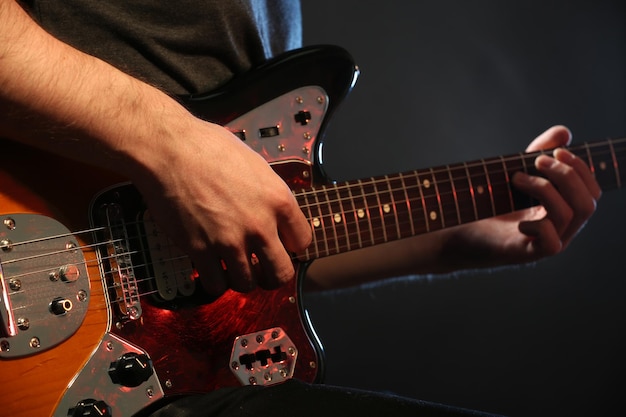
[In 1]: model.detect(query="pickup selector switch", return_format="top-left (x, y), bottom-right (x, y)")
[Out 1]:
top-left (108, 352), bottom-right (154, 387)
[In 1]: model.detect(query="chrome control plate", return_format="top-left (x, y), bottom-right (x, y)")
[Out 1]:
top-left (230, 327), bottom-right (298, 386)
top-left (0, 214), bottom-right (90, 358)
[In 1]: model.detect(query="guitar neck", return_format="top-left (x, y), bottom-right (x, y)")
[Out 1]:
top-left (295, 138), bottom-right (626, 261)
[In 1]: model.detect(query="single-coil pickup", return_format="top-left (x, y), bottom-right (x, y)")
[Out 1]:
top-left (142, 210), bottom-right (195, 301)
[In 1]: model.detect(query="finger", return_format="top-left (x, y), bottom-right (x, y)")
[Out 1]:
top-left (518, 216), bottom-right (562, 258)
top-left (220, 248), bottom-right (256, 293)
top-left (277, 191), bottom-right (312, 253)
top-left (512, 169), bottom-right (573, 237)
top-left (535, 154), bottom-right (597, 244)
top-left (525, 125), bottom-right (572, 152)
top-left (255, 237), bottom-right (296, 289)
top-left (197, 257), bottom-right (229, 296)
top-left (554, 148), bottom-right (602, 201)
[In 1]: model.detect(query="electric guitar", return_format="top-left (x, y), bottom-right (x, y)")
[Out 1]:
top-left (0, 45), bottom-right (624, 417)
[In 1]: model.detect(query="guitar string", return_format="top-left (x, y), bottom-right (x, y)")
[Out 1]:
top-left (3, 141), bottom-right (625, 312)
top-left (295, 143), bottom-right (625, 203)
top-left (2, 142), bottom-right (624, 273)
top-left (2, 141), bottom-right (624, 272)
top-left (1, 139), bottom-right (623, 255)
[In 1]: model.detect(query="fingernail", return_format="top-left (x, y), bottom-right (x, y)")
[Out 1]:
top-left (554, 148), bottom-right (575, 163)
top-left (535, 155), bottom-right (555, 170)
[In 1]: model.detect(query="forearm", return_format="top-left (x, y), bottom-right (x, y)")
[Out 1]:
top-left (0, 0), bottom-right (191, 183)
top-left (304, 230), bottom-right (458, 291)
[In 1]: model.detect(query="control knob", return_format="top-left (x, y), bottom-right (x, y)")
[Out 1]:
top-left (108, 352), bottom-right (154, 387)
top-left (67, 398), bottom-right (111, 416)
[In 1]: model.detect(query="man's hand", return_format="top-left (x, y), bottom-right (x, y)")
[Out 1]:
top-left (0, 0), bottom-right (311, 296)
top-left (442, 125), bottom-right (602, 268)
top-left (136, 119), bottom-right (312, 296)
top-left (306, 125), bottom-right (602, 290)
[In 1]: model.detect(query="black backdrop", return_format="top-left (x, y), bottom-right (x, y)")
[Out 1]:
top-left (300, 1), bottom-right (626, 416)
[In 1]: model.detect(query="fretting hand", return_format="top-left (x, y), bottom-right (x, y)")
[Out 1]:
top-left (441, 125), bottom-right (602, 268)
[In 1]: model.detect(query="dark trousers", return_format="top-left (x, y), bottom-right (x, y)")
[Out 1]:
top-left (146, 380), bottom-right (505, 417)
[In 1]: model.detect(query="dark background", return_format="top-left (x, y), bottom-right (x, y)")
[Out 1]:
top-left (300, 1), bottom-right (626, 416)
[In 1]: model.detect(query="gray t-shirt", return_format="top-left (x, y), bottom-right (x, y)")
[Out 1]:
top-left (21, 0), bottom-right (302, 94)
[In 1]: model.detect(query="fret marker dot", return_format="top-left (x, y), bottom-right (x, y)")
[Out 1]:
top-left (334, 214), bottom-right (342, 223)
top-left (383, 204), bottom-right (391, 214)
top-left (423, 179), bottom-right (431, 189)
top-left (312, 218), bottom-right (321, 228)
top-left (429, 211), bottom-right (437, 221)
top-left (477, 185), bottom-right (485, 194)
top-left (599, 161), bottom-right (607, 171)
top-left (357, 209), bottom-right (365, 219)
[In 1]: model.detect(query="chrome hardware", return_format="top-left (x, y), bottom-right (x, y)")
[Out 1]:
top-left (225, 86), bottom-right (328, 165)
top-left (230, 327), bottom-right (298, 387)
top-left (1, 239), bottom-right (12, 252)
top-left (142, 210), bottom-right (195, 301)
top-left (53, 334), bottom-right (164, 417)
top-left (8, 279), bottom-right (21, 291)
top-left (3, 218), bottom-right (15, 230)
top-left (0, 214), bottom-right (90, 358)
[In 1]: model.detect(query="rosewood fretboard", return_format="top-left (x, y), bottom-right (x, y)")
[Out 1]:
top-left (295, 138), bottom-right (626, 261)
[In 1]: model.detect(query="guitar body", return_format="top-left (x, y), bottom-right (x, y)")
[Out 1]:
top-left (0, 46), bottom-right (359, 417)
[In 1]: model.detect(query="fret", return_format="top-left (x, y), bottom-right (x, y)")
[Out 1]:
top-left (322, 185), bottom-right (341, 256)
top-left (481, 159), bottom-right (497, 217)
top-left (296, 190), bottom-right (319, 261)
top-left (614, 139), bottom-right (626, 187)
top-left (335, 184), bottom-right (351, 252)
top-left (450, 163), bottom-right (475, 224)
top-left (446, 165), bottom-right (462, 226)
top-left (369, 178), bottom-right (388, 243)
top-left (431, 166), bottom-right (457, 228)
top-left (415, 169), bottom-right (443, 231)
top-left (344, 182), bottom-right (364, 250)
top-left (372, 176), bottom-right (399, 242)
top-left (357, 179), bottom-right (377, 246)
top-left (462, 162), bottom-right (479, 222)
top-left (465, 161), bottom-right (494, 220)
top-left (392, 173), bottom-right (415, 238)
top-left (361, 178), bottom-right (388, 245)
top-left (484, 156), bottom-right (514, 216)
top-left (609, 140), bottom-right (622, 189)
top-left (384, 175), bottom-right (403, 239)
top-left (335, 183), bottom-right (357, 252)
top-left (310, 186), bottom-right (330, 258)
top-left (400, 171), bottom-right (430, 235)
